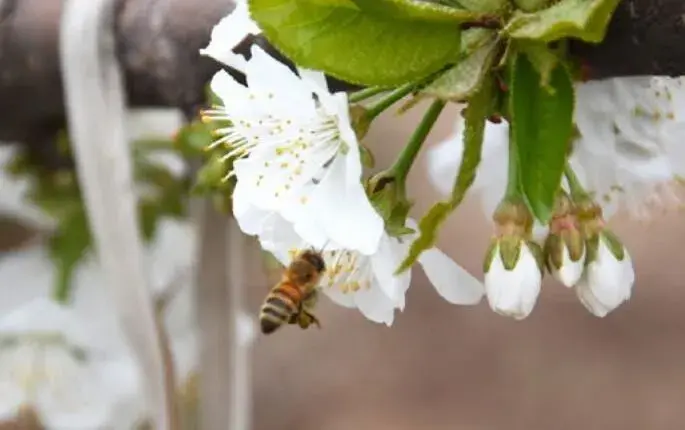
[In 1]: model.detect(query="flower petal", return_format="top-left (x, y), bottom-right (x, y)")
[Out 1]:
top-left (353, 286), bottom-right (396, 326)
top-left (485, 243), bottom-right (541, 320)
top-left (369, 235), bottom-right (410, 307)
top-left (418, 248), bottom-right (484, 305)
top-left (232, 178), bottom-right (276, 237)
top-left (34, 349), bottom-right (114, 429)
top-left (245, 46), bottom-right (317, 116)
top-left (199, 0), bottom-right (260, 71)
top-left (304, 155), bottom-right (383, 255)
top-left (0, 298), bottom-right (94, 351)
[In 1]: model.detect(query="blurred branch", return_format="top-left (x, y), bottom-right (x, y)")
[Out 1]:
top-left (59, 0), bottom-right (175, 427)
top-left (0, 0), bottom-right (683, 151)
top-left (192, 198), bottom-right (252, 430)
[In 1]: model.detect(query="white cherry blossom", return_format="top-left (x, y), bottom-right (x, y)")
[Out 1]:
top-left (428, 78), bottom-right (685, 222)
top-left (257, 213), bottom-right (484, 326)
top-left (0, 220), bottom-right (205, 428)
top-left (571, 76), bottom-right (685, 219)
top-left (199, 0), bottom-right (261, 72)
top-left (206, 45), bottom-right (384, 255)
top-left (0, 297), bottom-right (138, 429)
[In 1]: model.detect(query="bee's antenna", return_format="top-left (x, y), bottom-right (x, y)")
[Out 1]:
top-left (317, 239), bottom-right (331, 254)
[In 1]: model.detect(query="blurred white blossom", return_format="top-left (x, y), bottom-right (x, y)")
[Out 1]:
top-left (427, 119), bottom-right (549, 239)
top-left (0, 220), bottom-right (201, 428)
top-left (0, 297), bottom-right (138, 429)
top-left (206, 46), bottom-right (384, 255)
top-left (428, 77), bottom-right (685, 221)
top-left (571, 76), bottom-right (685, 219)
top-left (259, 213), bottom-right (484, 326)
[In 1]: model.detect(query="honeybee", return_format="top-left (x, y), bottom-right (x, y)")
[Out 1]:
top-left (259, 248), bottom-right (326, 335)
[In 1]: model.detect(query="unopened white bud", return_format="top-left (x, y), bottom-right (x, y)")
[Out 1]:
top-left (575, 232), bottom-right (634, 317)
top-left (484, 239), bottom-right (543, 320)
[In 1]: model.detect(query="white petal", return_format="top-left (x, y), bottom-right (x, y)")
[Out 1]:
top-left (0, 298), bottom-right (93, 351)
top-left (321, 286), bottom-right (356, 309)
top-left (552, 245), bottom-right (585, 288)
top-left (297, 67), bottom-right (330, 95)
top-left (353, 286), bottom-right (396, 326)
top-left (232, 178), bottom-right (275, 237)
top-left (585, 239), bottom-right (634, 308)
top-left (0, 346), bottom-right (29, 422)
top-left (484, 243), bottom-right (541, 320)
top-left (257, 214), bottom-right (308, 265)
top-left (304, 155), bottom-right (383, 255)
top-left (34, 349), bottom-right (114, 429)
top-left (418, 248), bottom-right (484, 305)
top-left (246, 46), bottom-right (317, 116)
top-left (199, 0), bottom-right (260, 70)
top-left (98, 358), bottom-right (145, 429)
top-left (575, 277), bottom-right (611, 317)
top-left (209, 70), bottom-right (250, 106)
top-left (368, 234), bottom-right (410, 305)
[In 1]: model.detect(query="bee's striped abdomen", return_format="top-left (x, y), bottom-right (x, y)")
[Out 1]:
top-left (259, 283), bottom-right (302, 334)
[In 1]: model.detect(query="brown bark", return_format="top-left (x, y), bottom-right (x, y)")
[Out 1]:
top-left (0, 0), bottom-right (682, 164)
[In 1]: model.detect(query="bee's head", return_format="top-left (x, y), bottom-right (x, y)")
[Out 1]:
top-left (299, 249), bottom-right (326, 274)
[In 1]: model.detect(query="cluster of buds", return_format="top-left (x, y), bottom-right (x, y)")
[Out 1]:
top-left (483, 192), bottom-right (635, 320)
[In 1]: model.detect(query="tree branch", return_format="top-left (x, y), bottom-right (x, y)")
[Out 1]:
top-left (0, 0), bottom-right (683, 158)
top-left (569, 0), bottom-right (685, 79)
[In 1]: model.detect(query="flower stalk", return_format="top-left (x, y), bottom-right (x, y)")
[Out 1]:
top-left (348, 86), bottom-right (391, 104)
top-left (505, 127), bottom-right (522, 199)
top-left (390, 100), bottom-right (446, 184)
top-left (564, 162), bottom-right (589, 200)
top-left (363, 80), bottom-right (426, 121)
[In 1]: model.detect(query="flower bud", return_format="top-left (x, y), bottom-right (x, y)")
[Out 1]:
top-left (575, 230), bottom-right (635, 317)
top-left (483, 199), bottom-right (543, 320)
top-left (544, 193), bottom-right (585, 287)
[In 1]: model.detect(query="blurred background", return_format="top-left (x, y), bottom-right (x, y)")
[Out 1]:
top-left (2, 102), bottom-right (685, 430)
top-left (246, 104), bottom-right (685, 430)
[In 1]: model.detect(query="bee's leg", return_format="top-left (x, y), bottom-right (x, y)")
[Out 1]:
top-left (287, 313), bottom-right (299, 325)
top-left (302, 311), bottom-right (321, 329)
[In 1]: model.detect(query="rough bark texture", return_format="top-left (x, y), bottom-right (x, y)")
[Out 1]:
top-left (569, 0), bottom-right (685, 79)
top-left (0, 0), bottom-right (682, 163)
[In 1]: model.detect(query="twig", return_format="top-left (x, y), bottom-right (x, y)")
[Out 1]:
top-left (59, 0), bottom-right (176, 428)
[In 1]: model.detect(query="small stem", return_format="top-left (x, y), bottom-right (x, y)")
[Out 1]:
top-left (564, 162), bottom-right (588, 199)
top-left (391, 100), bottom-right (446, 184)
top-left (348, 86), bottom-right (390, 104)
top-left (504, 128), bottom-right (521, 199)
top-left (364, 81), bottom-right (422, 121)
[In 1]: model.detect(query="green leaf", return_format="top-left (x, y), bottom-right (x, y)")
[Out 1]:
top-left (250, 0), bottom-right (462, 86)
top-left (395, 79), bottom-right (493, 274)
top-left (505, 0), bottom-right (621, 43)
top-left (422, 35), bottom-right (499, 101)
top-left (351, 0), bottom-right (489, 23)
top-left (455, 0), bottom-right (511, 13)
top-left (49, 210), bottom-right (91, 303)
top-left (510, 54), bottom-right (574, 224)
top-left (512, 0), bottom-right (550, 12)
top-left (517, 41), bottom-right (560, 89)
